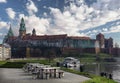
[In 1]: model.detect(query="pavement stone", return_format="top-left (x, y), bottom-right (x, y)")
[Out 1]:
top-left (0, 68), bottom-right (90, 83)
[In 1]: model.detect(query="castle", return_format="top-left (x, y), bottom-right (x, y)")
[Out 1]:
top-left (3, 18), bottom-right (114, 58)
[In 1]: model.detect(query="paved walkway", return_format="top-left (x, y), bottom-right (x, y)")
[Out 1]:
top-left (0, 68), bottom-right (90, 83)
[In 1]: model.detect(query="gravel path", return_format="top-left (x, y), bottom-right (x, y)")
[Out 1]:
top-left (0, 68), bottom-right (90, 83)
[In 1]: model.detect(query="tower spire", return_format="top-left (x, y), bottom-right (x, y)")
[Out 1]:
top-left (3, 24), bottom-right (14, 43)
top-left (7, 24), bottom-right (14, 37)
top-left (19, 17), bottom-right (26, 37)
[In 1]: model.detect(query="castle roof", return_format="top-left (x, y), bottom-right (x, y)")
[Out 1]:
top-left (7, 25), bottom-right (14, 37)
top-left (22, 34), bottom-right (67, 40)
top-left (19, 34), bottom-right (94, 41)
top-left (68, 36), bottom-right (90, 40)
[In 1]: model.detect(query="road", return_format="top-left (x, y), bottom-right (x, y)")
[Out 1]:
top-left (0, 68), bottom-right (90, 83)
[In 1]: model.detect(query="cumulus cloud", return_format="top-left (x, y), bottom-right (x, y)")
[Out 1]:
top-left (0, 21), bottom-right (8, 29)
top-left (18, 14), bottom-right (50, 35)
top-left (26, 0), bottom-right (38, 15)
top-left (0, 21), bottom-right (9, 40)
top-left (0, 0), bottom-right (7, 3)
top-left (6, 8), bottom-right (16, 19)
top-left (15, 0), bottom-right (120, 37)
top-left (49, 7), bottom-right (82, 36)
top-left (109, 26), bottom-right (120, 33)
top-left (46, 0), bottom-right (120, 36)
top-left (16, 0), bottom-right (49, 35)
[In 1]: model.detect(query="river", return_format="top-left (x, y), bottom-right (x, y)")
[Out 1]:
top-left (71, 58), bottom-right (120, 83)
top-left (82, 58), bottom-right (120, 83)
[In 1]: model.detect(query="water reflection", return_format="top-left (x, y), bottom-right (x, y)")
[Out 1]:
top-left (69, 58), bottom-right (120, 82)
top-left (83, 62), bottom-right (120, 82)
top-left (113, 64), bottom-right (120, 82)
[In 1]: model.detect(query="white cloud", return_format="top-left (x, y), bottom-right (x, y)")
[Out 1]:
top-left (109, 26), bottom-right (120, 33)
top-left (0, 21), bottom-right (8, 43)
top-left (26, 0), bottom-right (38, 15)
top-left (0, 0), bottom-right (7, 3)
top-left (102, 28), bottom-right (108, 32)
top-left (92, 0), bottom-right (120, 10)
top-left (6, 8), bottom-right (16, 19)
top-left (14, 0), bottom-right (120, 37)
top-left (0, 21), bottom-right (7, 29)
top-left (49, 7), bottom-right (81, 36)
top-left (46, 0), bottom-right (120, 36)
top-left (15, 0), bottom-right (48, 36)
top-left (18, 14), bottom-right (49, 35)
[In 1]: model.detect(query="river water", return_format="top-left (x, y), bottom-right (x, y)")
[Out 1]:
top-left (71, 58), bottom-right (120, 83)
top-left (82, 58), bottom-right (120, 83)
top-left (83, 63), bottom-right (120, 82)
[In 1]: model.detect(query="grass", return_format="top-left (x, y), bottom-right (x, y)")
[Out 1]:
top-left (0, 62), bottom-right (26, 68)
top-left (83, 76), bottom-right (117, 83)
top-left (80, 58), bottom-right (96, 63)
top-left (79, 53), bottom-right (114, 64)
top-left (61, 67), bottom-right (95, 78)
top-left (0, 58), bottom-right (56, 68)
top-left (0, 55), bottom-right (117, 83)
top-left (61, 67), bottom-right (117, 83)
top-left (0, 61), bottom-right (7, 65)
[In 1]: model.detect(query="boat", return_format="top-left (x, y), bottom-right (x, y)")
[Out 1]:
top-left (62, 57), bottom-right (80, 68)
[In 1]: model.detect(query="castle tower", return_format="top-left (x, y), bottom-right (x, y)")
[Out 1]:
top-left (7, 24), bottom-right (14, 37)
top-left (32, 28), bottom-right (36, 36)
top-left (96, 33), bottom-right (105, 48)
top-left (105, 37), bottom-right (113, 48)
top-left (19, 18), bottom-right (26, 37)
top-left (3, 25), bottom-right (14, 43)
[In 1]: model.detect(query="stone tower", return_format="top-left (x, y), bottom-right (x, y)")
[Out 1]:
top-left (96, 33), bottom-right (105, 48)
top-left (32, 28), bottom-right (36, 36)
top-left (19, 18), bottom-right (26, 37)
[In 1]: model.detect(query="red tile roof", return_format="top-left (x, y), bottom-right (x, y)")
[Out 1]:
top-left (8, 36), bottom-right (17, 40)
top-left (68, 36), bottom-right (90, 40)
top-left (22, 34), bottom-right (67, 40)
top-left (10, 34), bottom-right (91, 41)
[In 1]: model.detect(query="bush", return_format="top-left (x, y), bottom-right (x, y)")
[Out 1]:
top-left (0, 62), bottom-right (26, 68)
top-left (0, 59), bottom-right (55, 68)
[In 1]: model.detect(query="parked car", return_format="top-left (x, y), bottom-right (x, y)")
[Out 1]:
top-left (62, 57), bottom-right (80, 68)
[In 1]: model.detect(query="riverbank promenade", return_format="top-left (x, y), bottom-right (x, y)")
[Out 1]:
top-left (0, 68), bottom-right (90, 83)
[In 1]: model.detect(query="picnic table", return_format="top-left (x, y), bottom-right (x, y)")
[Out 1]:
top-left (23, 63), bottom-right (64, 79)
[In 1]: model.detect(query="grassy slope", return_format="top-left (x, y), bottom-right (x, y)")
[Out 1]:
top-left (61, 67), bottom-right (117, 83)
top-left (83, 77), bottom-right (117, 83)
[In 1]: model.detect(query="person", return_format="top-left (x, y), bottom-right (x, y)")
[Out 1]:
top-left (109, 73), bottom-right (113, 79)
top-left (80, 64), bottom-right (84, 72)
top-left (100, 72), bottom-right (104, 77)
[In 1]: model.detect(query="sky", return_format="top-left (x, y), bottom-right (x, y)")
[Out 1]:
top-left (0, 0), bottom-right (120, 46)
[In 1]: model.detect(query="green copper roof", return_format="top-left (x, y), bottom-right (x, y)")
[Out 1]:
top-left (3, 25), bottom-right (14, 43)
top-left (3, 35), bottom-right (7, 43)
top-left (19, 18), bottom-right (26, 31)
top-left (7, 25), bottom-right (14, 37)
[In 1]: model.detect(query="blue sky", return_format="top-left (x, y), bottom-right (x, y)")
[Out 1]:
top-left (0, 0), bottom-right (120, 46)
